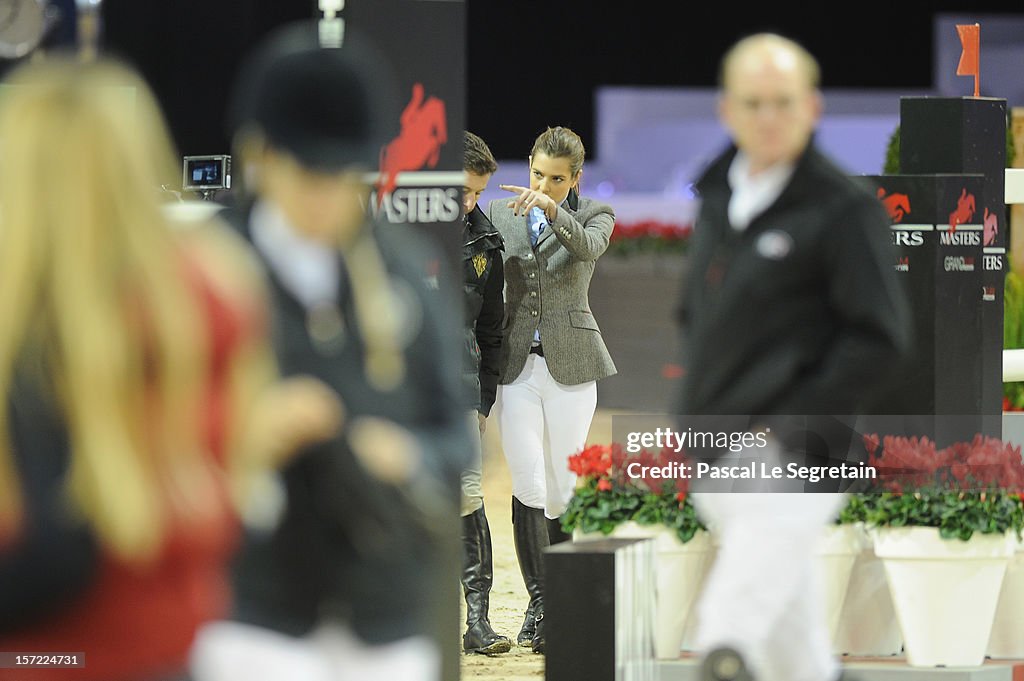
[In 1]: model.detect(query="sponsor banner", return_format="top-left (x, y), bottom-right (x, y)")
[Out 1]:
top-left (347, 0), bottom-right (465, 274)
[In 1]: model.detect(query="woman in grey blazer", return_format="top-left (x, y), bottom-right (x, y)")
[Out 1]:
top-left (486, 126), bottom-right (616, 654)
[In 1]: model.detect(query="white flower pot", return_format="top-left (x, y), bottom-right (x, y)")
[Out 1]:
top-left (815, 524), bottom-right (864, 645)
top-left (872, 526), bottom-right (1014, 667)
top-left (575, 521), bottom-right (712, 659)
top-left (987, 537), bottom-right (1024, 658)
top-left (832, 533), bottom-right (903, 657)
top-left (680, 537), bottom-right (718, 652)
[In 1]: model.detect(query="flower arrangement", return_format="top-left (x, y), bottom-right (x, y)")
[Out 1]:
top-left (559, 443), bottom-right (706, 544)
top-left (607, 220), bottom-right (693, 257)
top-left (839, 433), bottom-right (1024, 541)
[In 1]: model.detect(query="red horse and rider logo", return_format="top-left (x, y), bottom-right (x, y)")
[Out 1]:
top-left (984, 206), bottom-right (999, 247)
top-left (877, 187), bottom-right (911, 222)
top-left (376, 82), bottom-right (448, 205)
top-left (947, 188), bottom-right (976, 235)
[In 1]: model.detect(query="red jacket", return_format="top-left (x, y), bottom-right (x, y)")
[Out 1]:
top-left (0, 251), bottom-right (260, 681)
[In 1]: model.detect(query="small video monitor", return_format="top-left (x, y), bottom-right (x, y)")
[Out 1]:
top-left (182, 155), bottom-right (231, 192)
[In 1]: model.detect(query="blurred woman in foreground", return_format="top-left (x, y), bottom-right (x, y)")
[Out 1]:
top-left (0, 55), bottom-right (337, 681)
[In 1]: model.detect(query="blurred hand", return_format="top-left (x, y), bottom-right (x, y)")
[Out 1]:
top-left (347, 416), bottom-right (422, 485)
top-left (249, 376), bottom-right (345, 466)
top-left (477, 412), bottom-right (487, 435)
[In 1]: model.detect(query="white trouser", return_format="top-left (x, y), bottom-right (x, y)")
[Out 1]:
top-left (690, 443), bottom-right (845, 681)
top-left (460, 410), bottom-right (484, 516)
top-left (495, 354), bottom-right (597, 519)
top-left (189, 620), bottom-right (440, 681)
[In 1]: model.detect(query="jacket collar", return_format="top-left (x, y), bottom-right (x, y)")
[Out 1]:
top-left (465, 204), bottom-right (504, 253)
top-left (696, 138), bottom-right (825, 220)
top-left (466, 204), bottom-right (499, 239)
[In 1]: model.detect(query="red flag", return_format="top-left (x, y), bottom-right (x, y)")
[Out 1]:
top-left (956, 23), bottom-right (980, 96)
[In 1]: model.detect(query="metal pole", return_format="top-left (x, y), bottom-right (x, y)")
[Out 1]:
top-left (74, 0), bottom-right (101, 61)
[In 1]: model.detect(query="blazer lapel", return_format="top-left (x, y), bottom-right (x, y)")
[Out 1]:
top-left (495, 203), bottom-right (531, 254)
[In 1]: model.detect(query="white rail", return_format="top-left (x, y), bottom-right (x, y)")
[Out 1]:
top-left (1005, 349), bottom-right (1024, 382)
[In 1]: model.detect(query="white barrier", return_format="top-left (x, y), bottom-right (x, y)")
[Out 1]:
top-left (1006, 168), bottom-right (1024, 205)
top-left (1005, 349), bottom-right (1024, 383)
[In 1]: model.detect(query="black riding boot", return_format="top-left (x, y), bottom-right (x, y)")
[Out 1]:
top-left (461, 504), bottom-right (511, 654)
top-left (512, 496), bottom-right (549, 653)
top-left (547, 516), bottom-right (572, 545)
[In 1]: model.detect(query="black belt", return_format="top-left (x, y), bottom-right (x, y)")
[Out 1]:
top-left (530, 344), bottom-right (544, 357)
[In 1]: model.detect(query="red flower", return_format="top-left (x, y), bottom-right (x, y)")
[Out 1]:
top-left (863, 433), bottom-right (880, 457)
top-left (609, 220), bottom-right (693, 248)
top-left (597, 479), bottom-right (612, 492)
top-left (569, 444), bottom-right (613, 478)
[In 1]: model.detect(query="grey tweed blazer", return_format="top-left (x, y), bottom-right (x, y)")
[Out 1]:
top-left (486, 193), bottom-right (617, 386)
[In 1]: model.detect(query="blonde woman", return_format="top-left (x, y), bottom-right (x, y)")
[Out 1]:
top-left (0, 56), bottom-right (337, 681)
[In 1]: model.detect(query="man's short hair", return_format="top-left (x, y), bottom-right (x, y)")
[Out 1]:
top-left (718, 32), bottom-right (821, 90)
top-left (464, 131), bottom-right (498, 176)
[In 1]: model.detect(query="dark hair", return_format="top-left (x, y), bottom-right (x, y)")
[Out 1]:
top-left (227, 21), bottom-right (397, 172)
top-left (530, 126), bottom-right (585, 178)
top-left (464, 130), bottom-right (497, 175)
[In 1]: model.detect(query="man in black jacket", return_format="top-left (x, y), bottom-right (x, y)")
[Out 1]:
top-left (675, 33), bottom-right (911, 681)
top-left (190, 22), bottom-right (472, 681)
top-left (458, 131), bottom-right (511, 655)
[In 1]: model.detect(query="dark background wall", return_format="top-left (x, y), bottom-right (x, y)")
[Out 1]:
top-left (39, 2), bottom-right (1021, 162)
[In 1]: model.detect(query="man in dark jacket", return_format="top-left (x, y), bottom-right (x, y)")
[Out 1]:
top-left (458, 131), bottom-right (510, 655)
top-left (675, 33), bottom-right (911, 681)
top-left (190, 22), bottom-right (472, 681)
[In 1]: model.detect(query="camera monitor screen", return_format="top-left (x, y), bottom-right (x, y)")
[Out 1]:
top-left (183, 155), bottom-right (229, 191)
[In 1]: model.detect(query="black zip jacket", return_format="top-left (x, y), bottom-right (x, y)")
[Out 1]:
top-left (675, 143), bottom-right (913, 419)
top-left (462, 205), bottom-right (504, 416)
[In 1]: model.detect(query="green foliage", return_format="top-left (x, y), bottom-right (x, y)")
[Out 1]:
top-left (1008, 121), bottom-right (1017, 167)
top-left (836, 432), bottom-right (1024, 541)
top-left (630, 484), bottom-right (706, 544)
top-left (1006, 269), bottom-right (1024, 350)
top-left (561, 481), bottom-right (643, 537)
top-left (560, 475), bottom-right (706, 545)
top-left (1005, 269), bottom-right (1024, 409)
top-left (841, 491), bottom-right (1024, 542)
top-left (884, 125), bottom-right (900, 174)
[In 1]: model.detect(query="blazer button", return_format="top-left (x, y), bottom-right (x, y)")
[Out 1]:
top-left (531, 310), bottom-right (538, 316)
top-left (530, 291), bottom-right (537, 297)
top-left (529, 272), bottom-right (536, 278)
top-left (526, 253), bottom-right (533, 260)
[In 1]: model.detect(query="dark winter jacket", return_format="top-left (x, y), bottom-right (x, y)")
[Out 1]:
top-left (462, 205), bottom-right (504, 416)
